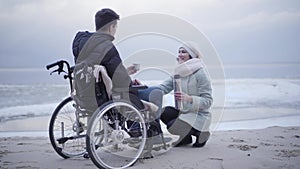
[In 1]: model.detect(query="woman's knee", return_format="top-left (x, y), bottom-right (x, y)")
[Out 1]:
top-left (160, 106), bottom-right (179, 124)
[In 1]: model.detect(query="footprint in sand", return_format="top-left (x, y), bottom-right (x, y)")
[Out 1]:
top-left (293, 135), bottom-right (300, 138)
top-left (275, 149), bottom-right (300, 158)
top-left (228, 144), bottom-right (258, 151)
top-left (274, 136), bottom-right (285, 139)
top-left (230, 137), bottom-right (245, 143)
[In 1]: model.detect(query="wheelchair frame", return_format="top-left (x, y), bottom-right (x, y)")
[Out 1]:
top-left (46, 60), bottom-right (169, 169)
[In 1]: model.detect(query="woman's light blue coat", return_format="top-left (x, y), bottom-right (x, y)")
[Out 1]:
top-left (158, 67), bottom-right (213, 131)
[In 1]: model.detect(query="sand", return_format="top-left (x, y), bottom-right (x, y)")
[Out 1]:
top-left (1, 126), bottom-right (300, 169)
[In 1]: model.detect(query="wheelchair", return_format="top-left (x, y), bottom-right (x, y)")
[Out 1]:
top-left (46, 60), bottom-right (170, 169)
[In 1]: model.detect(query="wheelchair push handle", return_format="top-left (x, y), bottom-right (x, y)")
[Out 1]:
top-left (46, 60), bottom-right (73, 90)
top-left (46, 61), bottom-right (61, 70)
top-left (46, 60), bottom-right (66, 74)
top-left (46, 60), bottom-right (73, 75)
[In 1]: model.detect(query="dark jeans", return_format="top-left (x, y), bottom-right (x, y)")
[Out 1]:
top-left (128, 93), bottom-right (145, 110)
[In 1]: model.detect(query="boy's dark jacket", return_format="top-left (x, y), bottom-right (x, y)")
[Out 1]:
top-left (72, 31), bottom-right (133, 111)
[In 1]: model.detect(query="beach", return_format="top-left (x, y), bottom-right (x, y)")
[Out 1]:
top-left (0, 105), bottom-right (300, 169)
top-left (1, 126), bottom-right (300, 169)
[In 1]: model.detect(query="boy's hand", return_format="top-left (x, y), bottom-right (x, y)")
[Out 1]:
top-left (127, 65), bottom-right (137, 75)
top-left (132, 79), bottom-right (142, 85)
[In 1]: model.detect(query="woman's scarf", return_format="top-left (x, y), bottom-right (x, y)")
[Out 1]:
top-left (174, 58), bottom-right (203, 77)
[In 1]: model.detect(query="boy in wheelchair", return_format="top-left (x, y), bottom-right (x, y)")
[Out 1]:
top-left (72, 8), bottom-right (165, 157)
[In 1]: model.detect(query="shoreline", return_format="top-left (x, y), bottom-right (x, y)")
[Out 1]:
top-left (1, 106), bottom-right (299, 136)
top-left (1, 126), bottom-right (299, 169)
top-left (1, 115), bottom-right (300, 138)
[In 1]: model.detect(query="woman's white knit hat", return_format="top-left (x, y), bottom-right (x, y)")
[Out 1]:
top-left (180, 41), bottom-right (202, 58)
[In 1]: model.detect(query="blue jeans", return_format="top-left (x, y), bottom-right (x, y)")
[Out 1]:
top-left (138, 86), bottom-right (163, 116)
top-left (129, 86), bottom-right (163, 131)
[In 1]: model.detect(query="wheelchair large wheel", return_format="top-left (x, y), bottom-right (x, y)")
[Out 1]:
top-left (49, 97), bottom-right (87, 158)
top-left (86, 100), bottom-right (147, 169)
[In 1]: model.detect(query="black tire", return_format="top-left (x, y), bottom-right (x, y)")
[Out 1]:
top-left (49, 97), bottom-right (87, 158)
top-left (86, 100), bottom-right (147, 169)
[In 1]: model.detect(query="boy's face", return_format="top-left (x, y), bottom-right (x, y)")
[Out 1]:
top-left (109, 23), bottom-right (118, 36)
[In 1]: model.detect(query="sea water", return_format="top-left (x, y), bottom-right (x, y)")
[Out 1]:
top-left (0, 66), bottom-right (300, 135)
top-left (0, 84), bottom-right (69, 122)
top-left (1, 79), bottom-right (299, 126)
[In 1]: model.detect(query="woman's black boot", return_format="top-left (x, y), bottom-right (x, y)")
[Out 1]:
top-left (191, 130), bottom-right (210, 148)
top-left (172, 134), bottom-right (192, 147)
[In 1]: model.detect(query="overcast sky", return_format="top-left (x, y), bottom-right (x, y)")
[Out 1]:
top-left (0, 0), bottom-right (300, 69)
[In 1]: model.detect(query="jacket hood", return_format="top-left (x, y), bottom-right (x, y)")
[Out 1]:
top-left (72, 31), bottom-right (94, 62)
top-left (76, 32), bottom-right (114, 64)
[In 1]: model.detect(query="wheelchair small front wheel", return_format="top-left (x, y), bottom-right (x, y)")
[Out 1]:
top-left (86, 100), bottom-right (147, 169)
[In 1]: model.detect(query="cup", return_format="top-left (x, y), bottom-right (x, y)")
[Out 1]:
top-left (133, 63), bottom-right (140, 71)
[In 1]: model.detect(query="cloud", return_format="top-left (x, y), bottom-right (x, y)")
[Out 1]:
top-left (209, 10), bottom-right (300, 32)
top-left (0, 0), bottom-right (300, 68)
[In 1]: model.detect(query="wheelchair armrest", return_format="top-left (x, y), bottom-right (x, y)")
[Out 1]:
top-left (113, 85), bottom-right (148, 93)
top-left (131, 85), bottom-right (148, 90)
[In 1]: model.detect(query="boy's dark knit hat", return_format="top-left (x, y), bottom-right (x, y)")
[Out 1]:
top-left (95, 8), bottom-right (120, 30)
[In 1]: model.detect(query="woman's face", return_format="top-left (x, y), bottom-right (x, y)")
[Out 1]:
top-left (177, 47), bottom-right (191, 64)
